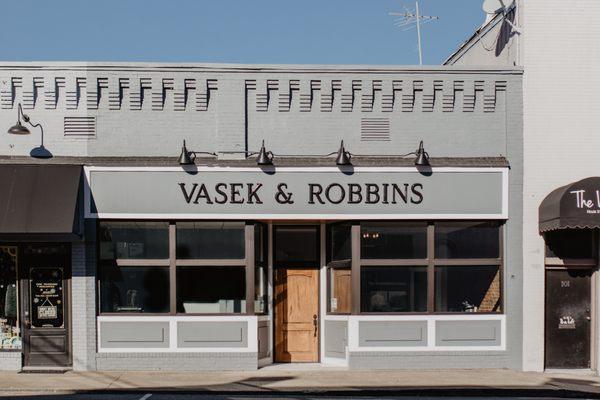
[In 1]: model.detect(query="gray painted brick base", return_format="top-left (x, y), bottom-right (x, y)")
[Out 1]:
top-left (349, 351), bottom-right (509, 369)
top-left (96, 352), bottom-right (258, 371)
top-left (0, 352), bottom-right (21, 371)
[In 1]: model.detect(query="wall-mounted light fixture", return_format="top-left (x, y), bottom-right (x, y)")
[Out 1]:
top-left (414, 141), bottom-right (430, 167)
top-left (178, 140), bottom-right (217, 165)
top-left (256, 140), bottom-right (274, 166)
top-left (7, 103), bottom-right (51, 158)
top-left (335, 140), bottom-right (352, 166)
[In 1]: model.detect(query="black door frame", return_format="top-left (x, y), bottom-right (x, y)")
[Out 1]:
top-left (19, 243), bottom-right (72, 368)
top-left (544, 265), bottom-right (595, 370)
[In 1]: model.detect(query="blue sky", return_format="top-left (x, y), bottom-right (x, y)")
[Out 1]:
top-left (1, 0), bottom-right (485, 65)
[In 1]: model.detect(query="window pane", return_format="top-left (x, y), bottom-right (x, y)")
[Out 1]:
top-left (328, 267), bottom-right (351, 313)
top-left (0, 246), bottom-right (21, 350)
top-left (255, 223), bottom-right (268, 314)
top-left (100, 265), bottom-right (170, 313)
top-left (328, 223), bottom-right (351, 263)
top-left (435, 222), bottom-right (500, 259)
top-left (176, 222), bottom-right (245, 259)
top-left (435, 266), bottom-right (501, 313)
top-left (177, 266), bottom-right (246, 314)
top-left (360, 266), bottom-right (427, 312)
top-left (361, 222), bottom-right (427, 259)
top-left (100, 222), bottom-right (169, 260)
top-left (545, 229), bottom-right (596, 259)
top-left (274, 226), bottom-right (318, 264)
top-left (255, 265), bottom-right (268, 314)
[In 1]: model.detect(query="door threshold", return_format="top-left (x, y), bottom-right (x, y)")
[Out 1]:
top-left (20, 366), bottom-right (72, 374)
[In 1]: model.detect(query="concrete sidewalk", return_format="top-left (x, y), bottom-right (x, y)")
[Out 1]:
top-left (1, 366), bottom-right (600, 397)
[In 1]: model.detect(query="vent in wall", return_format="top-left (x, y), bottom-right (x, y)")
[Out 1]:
top-left (360, 117), bottom-right (390, 141)
top-left (64, 116), bottom-right (96, 138)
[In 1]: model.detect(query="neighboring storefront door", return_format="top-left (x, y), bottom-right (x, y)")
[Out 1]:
top-left (273, 226), bottom-right (319, 363)
top-left (21, 244), bottom-right (71, 367)
top-left (545, 269), bottom-right (592, 369)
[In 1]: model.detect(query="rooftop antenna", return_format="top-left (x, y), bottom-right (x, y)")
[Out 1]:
top-left (389, 1), bottom-right (439, 65)
top-left (482, 0), bottom-right (521, 34)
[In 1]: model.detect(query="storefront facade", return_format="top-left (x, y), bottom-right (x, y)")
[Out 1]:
top-left (0, 63), bottom-right (522, 370)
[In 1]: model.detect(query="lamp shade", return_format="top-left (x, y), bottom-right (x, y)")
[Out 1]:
top-left (7, 122), bottom-right (30, 135)
top-left (178, 140), bottom-right (194, 165)
top-left (335, 140), bottom-right (352, 166)
top-left (256, 140), bottom-right (273, 166)
top-left (414, 141), bottom-right (430, 167)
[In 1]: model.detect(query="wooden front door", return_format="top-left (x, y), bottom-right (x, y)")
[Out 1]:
top-left (275, 267), bottom-right (319, 362)
top-left (545, 268), bottom-right (592, 369)
top-left (21, 244), bottom-right (71, 367)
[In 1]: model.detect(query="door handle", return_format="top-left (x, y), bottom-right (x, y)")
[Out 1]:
top-left (24, 319), bottom-right (31, 328)
top-left (586, 316), bottom-right (592, 321)
top-left (313, 314), bottom-right (318, 337)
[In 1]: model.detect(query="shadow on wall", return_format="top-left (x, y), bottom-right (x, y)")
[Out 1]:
top-left (496, 9), bottom-right (518, 57)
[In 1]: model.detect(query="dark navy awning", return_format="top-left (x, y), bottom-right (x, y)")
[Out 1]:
top-left (540, 177), bottom-right (600, 232)
top-left (0, 165), bottom-right (81, 234)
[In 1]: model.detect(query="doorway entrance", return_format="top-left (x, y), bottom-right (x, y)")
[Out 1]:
top-left (21, 244), bottom-right (71, 367)
top-left (273, 226), bottom-right (320, 363)
top-left (545, 268), bottom-right (592, 369)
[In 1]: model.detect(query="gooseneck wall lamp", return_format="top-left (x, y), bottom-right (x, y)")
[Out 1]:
top-left (7, 103), bottom-right (51, 158)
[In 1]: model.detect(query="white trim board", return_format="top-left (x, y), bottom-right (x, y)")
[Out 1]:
top-left (347, 314), bottom-right (506, 352)
top-left (97, 315), bottom-right (258, 353)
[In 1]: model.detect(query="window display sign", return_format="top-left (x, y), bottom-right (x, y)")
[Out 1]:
top-left (30, 268), bottom-right (64, 328)
top-left (85, 167), bottom-right (508, 219)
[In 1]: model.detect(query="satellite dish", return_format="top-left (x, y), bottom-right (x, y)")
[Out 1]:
top-left (482, 0), bottom-right (514, 15)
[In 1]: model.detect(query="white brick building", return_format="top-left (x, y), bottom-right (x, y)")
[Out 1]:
top-left (447, 0), bottom-right (600, 372)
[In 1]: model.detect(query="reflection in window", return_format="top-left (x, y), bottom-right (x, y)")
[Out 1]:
top-left (0, 247), bottom-right (20, 350)
top-left (176, 222), bottom-right (245, 259)
top-left (177, 267), bottom-right (246, 314)
top-left (328, 223), bottom-right (352, 262)
top-left (255, 224), bottom-right (268, 314)
top-left (435, 222), bottom-right (500, 259)
top-left (100, 222), bottom-right (169, 260)
top-left (328, 267), bottom-right (351, 313)
top-left (361, 222), bottom-right (427, 259)
top-left (361, 266), bottom-right (427, 312)
top-left (435, 266), bottom-right (501, 312)
top-left (100, 265), bottom-right (170, 313)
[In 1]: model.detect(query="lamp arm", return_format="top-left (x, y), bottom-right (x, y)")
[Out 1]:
top-left (190, 150), bottom-right (218, 157)
top-left (28, 122), bottom-right (44, 147)
top-left (17, 103), bottom-right (45, 147)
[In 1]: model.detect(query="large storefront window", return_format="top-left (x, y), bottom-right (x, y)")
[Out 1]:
top-left (99, 221), bottom-right (250, 315)
top-left (326, 221), bottom-right (503, 315)
top-left (0, 246), bottom-right (21, 350)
